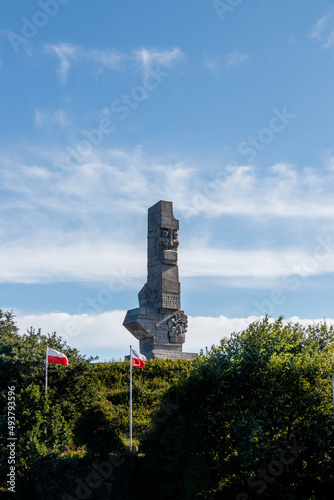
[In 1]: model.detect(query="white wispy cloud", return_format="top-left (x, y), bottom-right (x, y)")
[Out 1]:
top-left (180, 246), bottom-right (334, 280)
top-left (203, 57), bottom-right (222, 77)
top-left (15, 311), bottom-right (334, 360)
top-left (53, 109), bottom-right (69, 127)
top-left (4, 150), bottom-right (334, 223)
top-left (310, 14), bottom-right (334, 51)
top-left (45, 42), bottom-right (79, 84)
top-left (186, 162), bottom-right (334, 218)
top-left (1, 238), bottom-right (334, 284)
top-left (311, 14), bottom-right (331, 40)
top-left (325, 153), bottom-right (334, 170)
top-left (226, 49), bottom-right (250, 67)
top-left (134, 47), bottom-right (184, 75)
top-left (16, 311), bottom-right (132, 356)
top-left (2, 149), bottom-right (334, 284)
top-left (34, 108), bottom-right (69, 127)
top-left (45, 43), bottom-right (184, 84)
top-left (0, 242), bottom-right (145, 284)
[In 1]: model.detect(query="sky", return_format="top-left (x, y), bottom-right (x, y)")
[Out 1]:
top-left (1, 0), bottom-right (334, 360)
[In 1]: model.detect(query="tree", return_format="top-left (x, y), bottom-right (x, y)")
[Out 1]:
top-left (0, 309), bottom-right (99, 497)
top-left (0, 310), bottom-right (97, 420)
top-left (140, 317), bottom-right (334, 499)
top-left (73, 401), bottom-right (125, 460)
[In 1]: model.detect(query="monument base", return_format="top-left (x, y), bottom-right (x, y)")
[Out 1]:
top-left (123, 306), bottom-right (192, 360)
top-left (125, 351), bottom-right (197, 361)
top-left (181, 352), bottom-right (197, 360)
top-left (140, 344), bottom-right (197, 360)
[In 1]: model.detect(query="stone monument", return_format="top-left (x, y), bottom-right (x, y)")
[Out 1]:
top-left (123, 200), bottom-right (196, 360)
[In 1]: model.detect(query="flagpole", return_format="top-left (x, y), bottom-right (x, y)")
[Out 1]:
top-left (45, 345), bottom-right (48, 396)
top-left (130, 345), bottom-right (133, 451)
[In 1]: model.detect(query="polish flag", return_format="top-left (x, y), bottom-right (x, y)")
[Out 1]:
top-left (47, 347), bottom-right (69, 366)
top-left (131, 349), bottom-right (146, 368)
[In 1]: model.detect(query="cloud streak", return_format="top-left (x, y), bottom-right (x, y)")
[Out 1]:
top-left (34, 108), bottom-right (69, 128)
top-left (1, 240), bottom-right (334, 284)
top-left (2, 149), bottom-right (334, 284)
top-left (226, 49), bottom-right (250, 67)
top-left (310, 14), bottom-right (334, 51)
top-left (44, 43), bottom-right (184, 84)
top-left (187, 162), bottom-right (334, 218)
top-left (3, 151), bottom-right (334, 222)
top-left (45, 42), bottom-right (79, 84)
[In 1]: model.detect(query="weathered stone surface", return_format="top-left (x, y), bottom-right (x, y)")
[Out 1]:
top-left (123, 200), bottom-right (196, 360)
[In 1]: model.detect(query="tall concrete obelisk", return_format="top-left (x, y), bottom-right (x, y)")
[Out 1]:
top-left (123, 201), bottom-right (196, 360)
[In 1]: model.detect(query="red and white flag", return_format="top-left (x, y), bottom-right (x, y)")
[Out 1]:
top-left (47, 347), bottom-right (69, 366)
top-left (131, 348), bottom-right (146, 368)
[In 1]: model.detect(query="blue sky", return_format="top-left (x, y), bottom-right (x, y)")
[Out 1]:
top-left (1, 0), bottom-right (334, 360)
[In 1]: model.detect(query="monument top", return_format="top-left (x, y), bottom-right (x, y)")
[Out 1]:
top-left (148, 200), bottom-right (179, 231)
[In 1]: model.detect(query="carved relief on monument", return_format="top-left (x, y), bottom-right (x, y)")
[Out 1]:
top-left (155, 310), bottom-right (188, 344)
top-left (161, 291), bottom-right (180, 310)
top-left (159, 228), bottom-right (179, 249)
top-left (157, 228), bottom-right (179, 263)
top-left (167, 311), bottom-right (187, 344)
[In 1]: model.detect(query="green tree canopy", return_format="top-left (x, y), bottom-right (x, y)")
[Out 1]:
top-left (140, 317), bottom-right (334, 499)
top-left (0, 309), bottom-right (99, 497)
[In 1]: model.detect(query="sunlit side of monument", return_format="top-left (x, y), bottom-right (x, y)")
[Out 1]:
top-left (123, 200), bottom-right (196, 360)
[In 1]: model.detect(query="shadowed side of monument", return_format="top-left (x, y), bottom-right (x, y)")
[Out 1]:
top-left (123, 200), bottom-right (196, 360)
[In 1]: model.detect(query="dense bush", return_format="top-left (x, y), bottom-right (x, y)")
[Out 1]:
top-left (139, 317), bottom-right (334, 499)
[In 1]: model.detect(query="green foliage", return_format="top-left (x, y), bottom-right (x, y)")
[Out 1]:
top-left (92, 357), bottom-right (193, 387)
top-left (0, 309), bottom-right (194, 498)
top-left (5, 308), bottom-right (333, 499)
top-left (73, 401), bottom-right (126, 459)
top-left (15, 384), bottom-right (71, 460)
top-left (139, 317), bottom-right (334, 499)
top-left (0, 310), bottom-right (97, 418)
top-left (92, 358), bottom-right (193, 441)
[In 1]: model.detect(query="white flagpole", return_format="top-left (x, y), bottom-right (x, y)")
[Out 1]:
top-left (45, 345), bottom-right (48, 396)
top-left (130, 345), bottom-right (133, 451)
